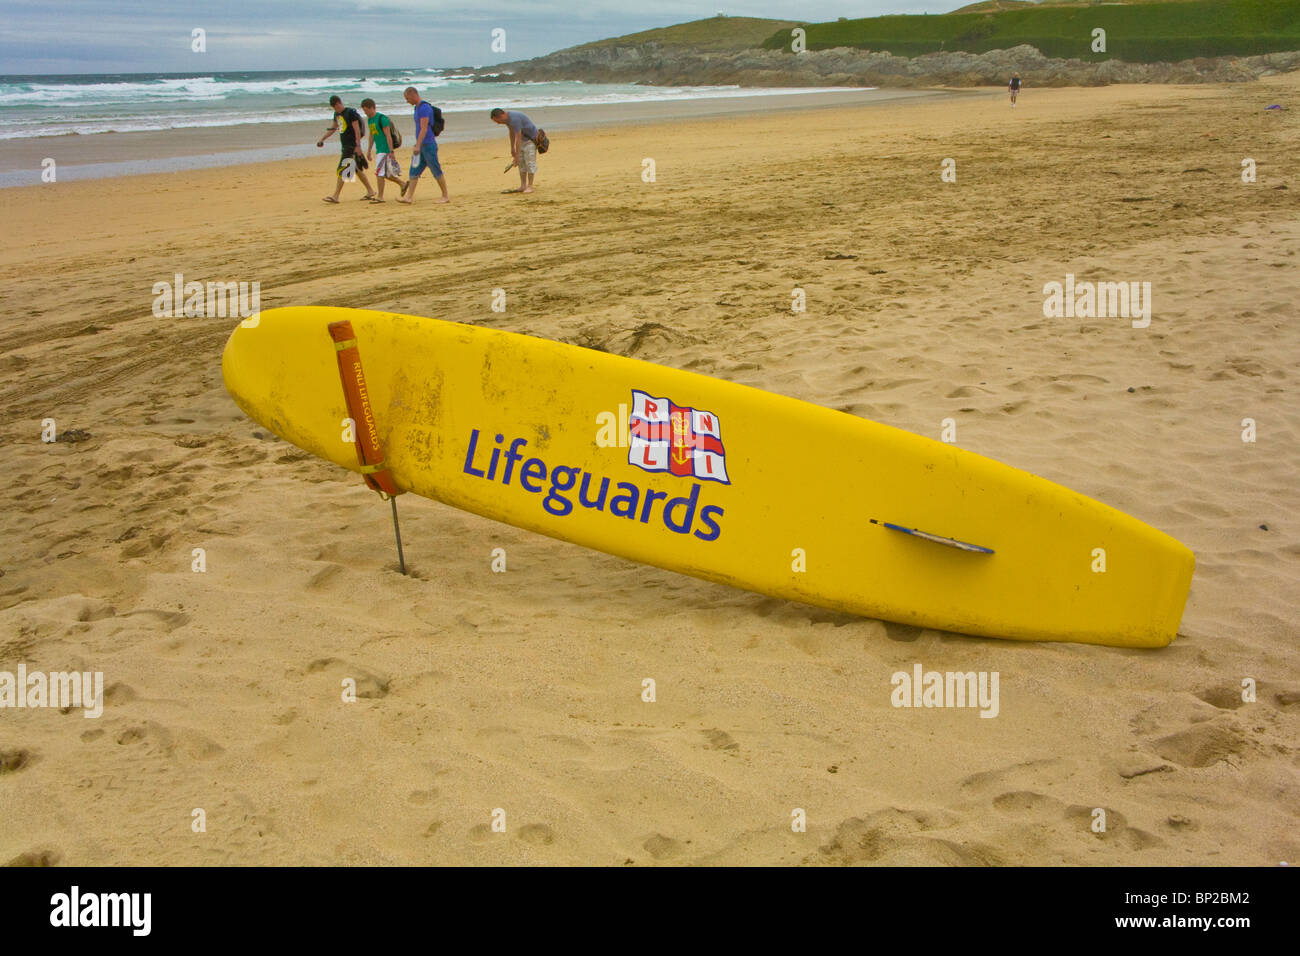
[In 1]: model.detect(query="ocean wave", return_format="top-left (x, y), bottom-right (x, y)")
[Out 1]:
top-left (0, 107), bottom-right (340, 138)
top-left (0, 77), bottom-right (865, 138)
top-left (0, 73), bottom-right (456, 107)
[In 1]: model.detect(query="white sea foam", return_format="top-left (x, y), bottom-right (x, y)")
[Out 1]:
top-left (0, 71), bottom-right (866, 139)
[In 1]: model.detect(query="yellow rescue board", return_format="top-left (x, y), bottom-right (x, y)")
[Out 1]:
top-left (221, 307), bottom-right (1194, 647)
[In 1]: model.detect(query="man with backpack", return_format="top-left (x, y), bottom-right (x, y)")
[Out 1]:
top-left (399, 86), bottom-right (449, 205)
top-left (491, 107), bottom-right (547, 195)
top-left (361, 97), bottom-right (406, 202)
top-left (318, 95), bottom-right (376, 203)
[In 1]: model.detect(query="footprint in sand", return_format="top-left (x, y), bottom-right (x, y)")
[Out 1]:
top-left (1129, 696), bottom-right (1220, 735)
top-left (538, 734), bottom-right (592, 755)
top-left (51, 596), bottom-right (117, 623)
top-left (120, 534), bottom-right (171, 559)
top-left (1150, 720), bottom-right (1248, 769)
top-left (121, 609), bottom-right (189, 632)
top-left (960, 758), bottom-right (1060, 792)
top-left (643, 834), bottom-right (684, 860)
top-left (0, 747), bottom-right (34, 774)
top-left (5, 849), bottom-right (60, 867)
top-left (176, 730), bottom-right (225, 761)
top-left (306, 657), bottom-right (391, 699)
top-left (991, 790), bottom-right (1060, 814)
top-left (517, 823), bottom-right (554, 846)
top-left (307, 564), bottom-right (345, 590)
top-left (817, 808), bottom-right (997, 866)
top-left (989, 787), bottom-right (1164, 852)
top-left (883, 621), bottom-right (924, 643)
top-left (1110, 753), bottom-right (1173, 780)
top-left (701, 728), bottom-right (739, 752)
top-left (1062, 805), bottom-right (1163, 850)
top-left (102, 681), bottom-right (137, 705)
top-left (1194, 685), bottom-right (1249, 711)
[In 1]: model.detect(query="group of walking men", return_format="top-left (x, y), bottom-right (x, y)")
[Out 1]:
top-left (318, 86), bottom-right (543, 204)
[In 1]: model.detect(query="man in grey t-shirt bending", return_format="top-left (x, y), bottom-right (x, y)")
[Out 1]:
top-left (491, 107), bottom-right (539, 194)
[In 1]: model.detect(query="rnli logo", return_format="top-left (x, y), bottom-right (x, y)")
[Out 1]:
top-left (628, 389), bottom-right (730, 484)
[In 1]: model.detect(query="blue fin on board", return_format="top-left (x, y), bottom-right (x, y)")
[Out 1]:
top-left (872, 519), bottom-right (995, 555)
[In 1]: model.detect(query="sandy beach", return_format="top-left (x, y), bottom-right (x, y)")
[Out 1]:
top-left (1, 76), bottom-right (1297, 866)
top-left (0, 87), bottom-right (934, 186)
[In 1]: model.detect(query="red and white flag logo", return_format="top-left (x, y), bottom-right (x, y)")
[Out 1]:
top-left (628, 389), bottom-right (730, 484)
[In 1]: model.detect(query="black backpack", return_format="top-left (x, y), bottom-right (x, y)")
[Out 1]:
top-left (421, 101), bottom-right (445, 137)
top-left (383, 115), bottom-right (402, 149)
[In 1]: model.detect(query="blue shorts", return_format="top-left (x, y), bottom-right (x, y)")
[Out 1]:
top-left (409, 141), bottom-right (442, 179)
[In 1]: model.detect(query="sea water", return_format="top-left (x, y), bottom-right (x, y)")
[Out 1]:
top-left (0, 68), bottom-right (856, 140)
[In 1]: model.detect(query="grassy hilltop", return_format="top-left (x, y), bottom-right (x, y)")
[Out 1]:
top-left (574, 16), bottom-right (795, 53)
top-left (545, 2), bottom-right (1300, 64)
top-left (504, 2), bottom-right (1300, 87)
top-left (760, 0), bottom-right (1300, 62)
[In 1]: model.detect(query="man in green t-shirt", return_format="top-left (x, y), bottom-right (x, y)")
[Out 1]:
top-left (361, 98), bottom-right (407, 202)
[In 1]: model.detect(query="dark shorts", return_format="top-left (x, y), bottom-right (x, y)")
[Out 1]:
top-left (409, 141), bottom-right (442, 179)
top-left (337, 152), bottom-right (369, 179)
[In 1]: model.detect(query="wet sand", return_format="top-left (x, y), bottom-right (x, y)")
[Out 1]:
top-left (0, 87), bottom-right (941, 186)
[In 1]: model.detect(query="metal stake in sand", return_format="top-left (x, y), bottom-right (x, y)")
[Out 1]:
top-left (328, 319), bottom-right (408, 574)
top-left (390, 495), bottom-right (407, 575)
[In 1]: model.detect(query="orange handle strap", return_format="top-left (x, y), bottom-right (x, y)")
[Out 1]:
top-left (328, 320), bottom-right (402, 497)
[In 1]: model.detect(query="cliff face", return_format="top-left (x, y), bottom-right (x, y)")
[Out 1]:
top-left (488, 43), bottom-right (1300, 87)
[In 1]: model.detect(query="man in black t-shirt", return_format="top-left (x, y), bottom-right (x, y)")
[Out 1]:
top-left (1009, 73), bottom-right (1022, 108)
top-left (318, 94), bottom-right (376, 203)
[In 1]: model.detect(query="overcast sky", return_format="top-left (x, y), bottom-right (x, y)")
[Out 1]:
top-left (1, 0), bottom-right (951, 74)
